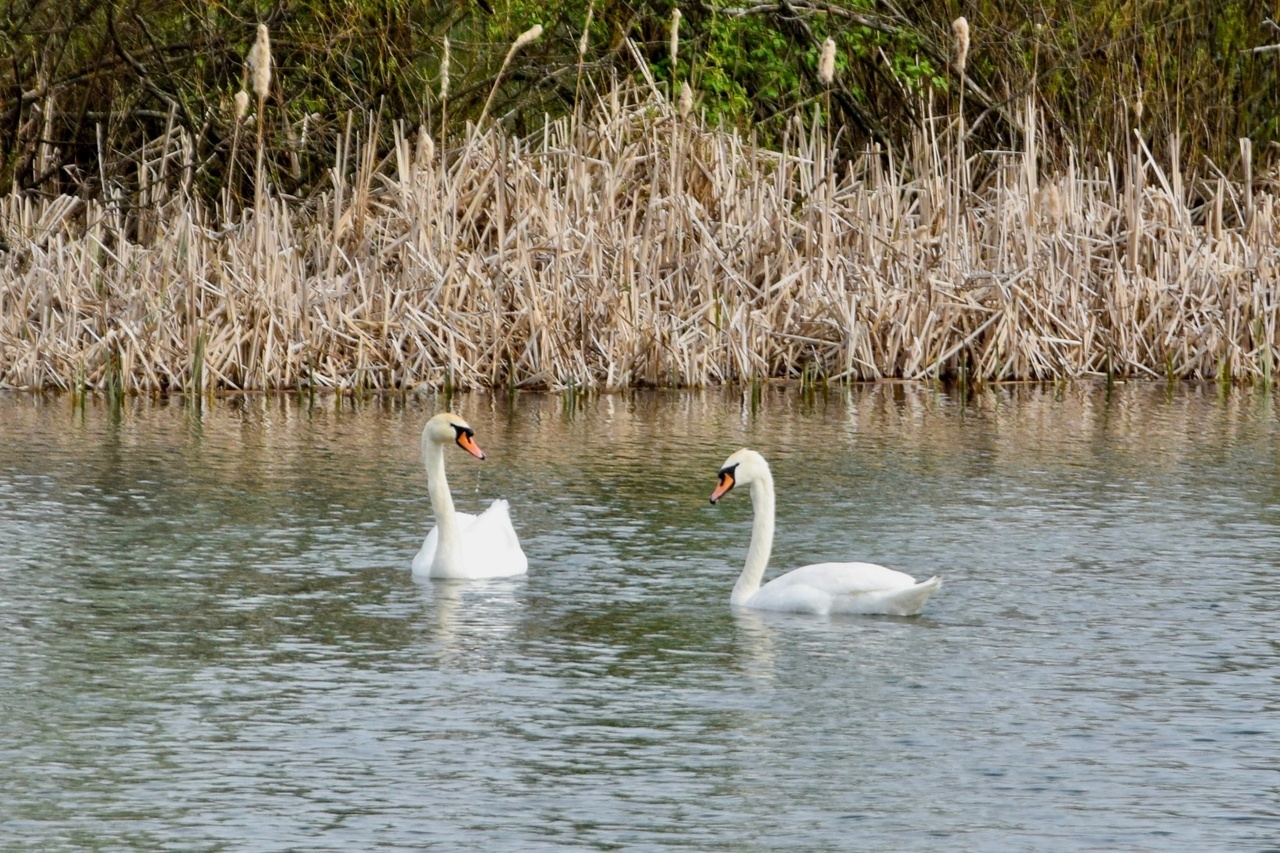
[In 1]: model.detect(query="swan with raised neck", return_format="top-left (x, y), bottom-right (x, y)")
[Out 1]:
top-left (414, 412), bottom-right (527, 579)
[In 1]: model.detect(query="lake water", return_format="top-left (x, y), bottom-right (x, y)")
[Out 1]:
top-left (1, 384), bottom-right (1278, 851)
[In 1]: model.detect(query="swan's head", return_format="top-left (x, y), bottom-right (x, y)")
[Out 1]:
top-left (422, 412), bottom-right (485, 459)
top-left (710, 449), bottom-right (769, 503)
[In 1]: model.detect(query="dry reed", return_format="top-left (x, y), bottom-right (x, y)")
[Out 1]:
top-left (225, 91), bottom-right (251, 215)
top-left (476, 25), bottom-right (543, 132)
top-left (247, 23), bottom-right (272, 253)
top-left (439, 37), bottom-right (450, 146)
top-left (1, 81), bottom-right (1277, 393)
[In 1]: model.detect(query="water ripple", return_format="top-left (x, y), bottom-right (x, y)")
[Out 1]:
top-left (1, 385), bottom-right (1278, 850)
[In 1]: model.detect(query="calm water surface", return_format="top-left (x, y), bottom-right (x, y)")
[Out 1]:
top-left (1, 384), bottom-right (1278, 851)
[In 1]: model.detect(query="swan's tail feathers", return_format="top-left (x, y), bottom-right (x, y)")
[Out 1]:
top-left (885, 575), bottom-right (941, 616)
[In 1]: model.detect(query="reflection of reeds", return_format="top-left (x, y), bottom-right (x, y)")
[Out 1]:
top-left (7, 382), bottom-right (1268, 499)
top-left (1, 84), bottom-right (1278, 393)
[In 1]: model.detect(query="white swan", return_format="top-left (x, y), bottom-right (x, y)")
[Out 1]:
top-left (709, 449), bottom-right (940, 615)
top-left (412, 413), bottom-right (528, 579)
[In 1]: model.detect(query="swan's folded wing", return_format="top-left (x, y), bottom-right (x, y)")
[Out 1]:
top-left (755, 562), bottom-right (939, 615)
top-left (770, 561), bottom-right (921, 595)
top-left (457, 499), bottom-right (528, 576)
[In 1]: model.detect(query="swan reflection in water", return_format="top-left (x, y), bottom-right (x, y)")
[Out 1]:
top-left (731, 607), bottom-right (781, 682)
top-left (414, 576), bottom-right (526, 666)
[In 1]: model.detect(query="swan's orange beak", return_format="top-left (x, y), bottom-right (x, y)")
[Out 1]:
top-left (456, 431), bottom-right (485, 460)
top-left (710, 471), bottom-right (735, 504)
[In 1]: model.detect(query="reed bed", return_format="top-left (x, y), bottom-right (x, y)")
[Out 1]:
top-left (1, 85), bottom-right (1277, 393)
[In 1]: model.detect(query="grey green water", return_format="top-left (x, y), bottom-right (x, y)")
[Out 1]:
top-left (1, 384), bottom-right (1278, 851)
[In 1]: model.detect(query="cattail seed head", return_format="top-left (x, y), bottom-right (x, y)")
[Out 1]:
top-left (441, 37), bottom-right (450, 101)
top-left (1045, 182), bottom-right (1062, 227)
top-left (233, 90), bottom-right (250, 120)
top-left (952, 17), bottom-right (970, 75)
top-left (416, 127), bottom-right (435, 167)
top-left (818, 38), bottom-right (836, 86)
top-left (514, 23), bottom-right (543, 50)
top-left (247, 24), bottom-right (272, 100)
top-left (670, 8), bottom-right (681, 69)
top-left (679, 81), bottom-right (693, 119)
top-left (578, 4), bottom-right (595, 58)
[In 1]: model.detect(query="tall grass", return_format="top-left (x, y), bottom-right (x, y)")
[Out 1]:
top-left (1, 81), bottom-right (1277, 393)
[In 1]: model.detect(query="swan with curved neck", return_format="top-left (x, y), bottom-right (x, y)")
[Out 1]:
top-left (710, 449), bottom-right (940, 615)
top-left (412, 413), bottom-right (527, 579)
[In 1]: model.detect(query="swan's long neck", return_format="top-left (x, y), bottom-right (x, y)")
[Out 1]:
top-left (731, 471), bottom-right (775, 605)
top-left (423, 434), bottom-right (461, 571)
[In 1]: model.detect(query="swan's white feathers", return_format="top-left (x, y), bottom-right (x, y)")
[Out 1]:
top-left (413, 499), bottom-right (527, 579)
top-left (749, 565), bottom-right (941, 616)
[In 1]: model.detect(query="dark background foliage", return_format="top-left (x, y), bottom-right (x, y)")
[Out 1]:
top-left (2, 0), bottom-right (1278, 201)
